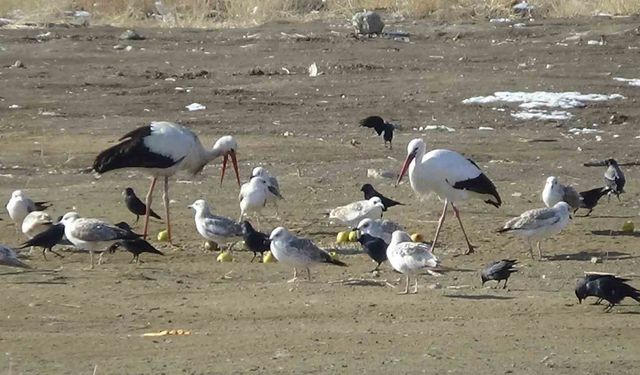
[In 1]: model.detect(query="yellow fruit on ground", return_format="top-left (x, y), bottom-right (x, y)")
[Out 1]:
top-left (157, 230), bottom-right (169, 242)
top-left (216, 251), bottom-right (233, 262)
top-left (411, 233), bottom-right (425, 243)
top-left (336, 231), bottom-right (350, 244)
top-left (348, 230), bottom-right (358, 242)
top-left (263, 251), bottom-right (277, 263)
top-left (622, 221), bottom-right (635, 233)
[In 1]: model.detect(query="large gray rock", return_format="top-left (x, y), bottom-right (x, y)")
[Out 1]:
top-left (352, 11), bottom-right (384, 35)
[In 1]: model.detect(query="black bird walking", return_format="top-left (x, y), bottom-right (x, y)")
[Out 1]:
top-left (16, 223), bottom-right (66, 260)
top-left (123, 187), bottom-right (161, 224)
top-left (241, 221), bottom-right (270, 262)
top-left (603, 159), bottom-right (625, 201)
top-left (577, 187), bottom-right (610, 216)
top-left (481, 259), bottom-right (518, 289)
top-left (360, 183), bottom-right (403, 211)
top-left (356, 233), bottom-right (388, 271)
top-left (575, 273), bottom-right (640, 312)
top-left (359, 116), bottom-right (395, 149)
top-left (110, 222), bottom-right (163, 263)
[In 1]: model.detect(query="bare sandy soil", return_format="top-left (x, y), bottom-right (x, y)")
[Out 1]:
top-left (1, 14), bottom-right (640, 374)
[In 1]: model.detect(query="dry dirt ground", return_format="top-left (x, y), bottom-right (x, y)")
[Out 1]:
top-left (1, 14), bottom-right (640, 375)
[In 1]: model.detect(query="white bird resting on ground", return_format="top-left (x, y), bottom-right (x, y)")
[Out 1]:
top-left (386, 230), bottom-right (440, 294)
top-left (498, 201), bottom-right (572, 260)
top-left (329, 197), bottom-right (385, 228)
top-left (542, 176), bottom-right (581, 210)
top-left (250, 167), bottom-right (283, 215)
top-left (356, 218), bottom-right (404, 245)
top-left (239, 176), bottom-right (282, 227)
top-left (6, 190), bottom-right (50, 231)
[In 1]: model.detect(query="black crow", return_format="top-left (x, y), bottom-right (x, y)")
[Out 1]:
top-left (604, 159), bottom-right (625, 201)
top-left (356, 232), bottom-right (388, 271)
top-left (123, 187), bottom-right (161, 224)
top-left (481, 259), bottom-right (518, 289)
top-left (108, 240), bottom-right (163, 263)
top-left (241, 221), bottom-right (270, 262)
top-left (575, 274), bottom-right (640, 312)
top-left (17, 223), bottom-right (65, 260)
top-left (360, 183), bottom-right (403, 211)
top-left (359, 116), bottom-right (395, 149)
top-left (577, 187), bottom-right (610, 216)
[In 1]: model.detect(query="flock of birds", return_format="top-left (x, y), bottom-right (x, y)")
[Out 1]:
top-left (1, 118), bottom-right (638, 311)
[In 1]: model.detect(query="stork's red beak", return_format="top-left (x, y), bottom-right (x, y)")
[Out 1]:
top-left (396, 150), bottom-right (416, 186)
top-left (220, 150), bottom-right (241, 187)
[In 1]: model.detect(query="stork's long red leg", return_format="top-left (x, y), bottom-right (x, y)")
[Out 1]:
top-left (430, 200), bottom-right (448, 253)
top-left (450, 202), bottom-right (475, 254)
top-left (143, 177), bottom-right (158, 240)
top-left (162, 176), bottom-right (172, 244)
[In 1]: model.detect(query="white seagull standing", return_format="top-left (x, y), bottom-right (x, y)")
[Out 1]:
top-left (330, 197), bottom-right (385, 228)
top-left (60, 212), bottom-right (139, 269)
top-left (397, 138), bottom-right (502, 254)
top-left (386, 230), bottom-right (440, 294)
top-left (5, 190), bottom-right (50, 231)
top-left (93, 121), bottom-right (241, 244)
top-left (188, 199), bottom-right (242, 250)
top-left (251, 167), bottom-right (283, 215)
top-left (21, 211), bottom-right (53, 239)
top-left (542, 176), bottom-right (581, 210)
top-left (269, 227), bottom-right (347, 282)
top-left (356, 218), bottom-right (404, 245)
top-left (498, 201), bottom-right (572, 260)
top-left (239, 177), bottom-right (282, 226)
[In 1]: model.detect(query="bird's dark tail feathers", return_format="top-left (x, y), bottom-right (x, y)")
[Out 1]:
top-left (496, 227), bottom-right (511, 233)
top-left (328, 257), bottom-right (348, 267)
top-left (626, 284), bottom-right (640, 303)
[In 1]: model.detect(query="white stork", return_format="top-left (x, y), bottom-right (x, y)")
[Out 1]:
top-left (397, 138), bottom-right (501, 254)
top-left (93, 121), bottom-right (240, 243)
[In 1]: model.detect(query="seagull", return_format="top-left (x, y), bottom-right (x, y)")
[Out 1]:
top-left (17, 223), bottom-right (65, 260)
top-left (188, 199), bottom-right (242, 250)
top-left (251, 167), bottom-right (283, 214)
top-left (604, 158), bottom-right (625, 201)
top-left (359, 116), bottom-right (395, 149)
top-left (577, 187), bottom-right (610, 216)
top-left (498, 202), bottom-right (572, 260)
top-left (241, 220), bottom-right (270, 262)
top-left (123, 187), bottom-right (161, 224)
top-left (21, 210), bottom-right (53, 239)
top-left (481, 259), bottom-right (518, 289)
top-left (0, 245), bottom-right (30, 269)
top-left (542, 176), bottom-right (581, 210)
top-left (360, 183), bottom-right (403, 211)
top-left (239, 177), bottom-right (281, 226)
top-left (356, 232), bottom-right (388, 271)
top-left (397, 138), bottom-right (502, 254)
top-left (60, 212), bottom-right (139, 269)
top-left (109, 222), bottom-right (164, 264)
top-left (329, 197), bottom-right (385, 228)
top-left (269, 227), bottom-right (347, 282)
top-left (93, 121), bottom-right (241, 244)
top-left (5, 190), bottom-right (50, 231)
top-left (386, 230), bottom-right (440, 294)
top-left (575, 273), bottom-right (640, 312)
top-left (356, 218), bottom-right (404, 245)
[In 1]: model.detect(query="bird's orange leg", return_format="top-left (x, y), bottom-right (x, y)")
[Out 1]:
top-left (430, 200), bottom-right (448, 253)
top-left (162, 176), bottom-right (172, 244)
top-left (143, 177), bottom-right (157, 240)
top-left (450, 202), bottom-right (475, 254)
